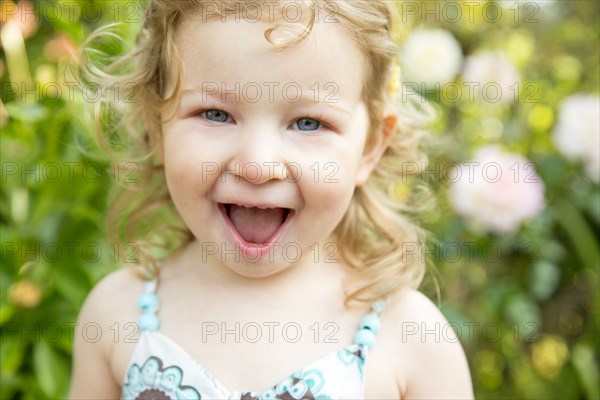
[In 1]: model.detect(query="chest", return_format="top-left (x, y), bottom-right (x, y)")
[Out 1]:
top-left (113, 332), bottom-right (400, 399)
top-left (111, 277), bottom-right (401, 398)
top-left (111, 306), bottom-right (400, 399)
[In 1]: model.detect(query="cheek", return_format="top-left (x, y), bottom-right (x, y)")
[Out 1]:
top-left (297, 147), bottom-right (360, 214)
top-left (162, 128), bottom-right (219, 182)
top-left (164, 160), bottom-right (193, 211)
top-left (162, 142), bottom-right (211, 206)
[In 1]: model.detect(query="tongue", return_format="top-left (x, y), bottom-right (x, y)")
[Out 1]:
top-left (229, 205), bottom-right (287, 244)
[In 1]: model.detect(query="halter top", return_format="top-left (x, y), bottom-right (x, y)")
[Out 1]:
top-left (121, 277), bottom-right (388, 400)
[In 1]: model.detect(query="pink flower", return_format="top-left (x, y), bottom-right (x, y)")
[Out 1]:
top-left (1, 1), bottom-right (39, 39)
top-left (449, 146), bottom-right (546, 234)
top-left (553, 94), bottom-right (600, 182)
top-left (44, 33), bottom-right (79, 62)
top-left (462, 51), bottom-right (520, 105)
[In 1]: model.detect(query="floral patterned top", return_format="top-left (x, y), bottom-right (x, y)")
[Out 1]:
top-left (122, 278), bottom-right (388, 400)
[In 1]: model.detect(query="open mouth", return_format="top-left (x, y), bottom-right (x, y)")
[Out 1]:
top-left (218, 203), bottom-right (294, 246)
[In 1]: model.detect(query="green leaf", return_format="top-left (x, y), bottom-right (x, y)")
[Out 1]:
top-left (0, 303), bottom-right (16, 325)
top-left (504, 293), bottom-right (541, 330)
top-left (587, 189), bottom-right (600, 223)
top-left (33, 341), bottom-right (69, 398)
top-left (528, 261), bottom-right (561, 301)
top-left (552, 199), bottom-right (600, 270)
top-left (51, 266), bottom-right (90, 306)
top-left (571, 342), bottom-right (600, 400)
top-left (33, 341), bottom-right (57, 397)
top-left (5, 103), bottom-right (49, 123)
top-left (0, 335), bottom-right (24, 374)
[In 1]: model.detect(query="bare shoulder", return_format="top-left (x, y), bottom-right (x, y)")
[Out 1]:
top-left (386, 289), bottom-right (474, 399)
top-left (69, 267), bottom-right (145, 399)
top-left (387, 289), bottom-right (449, 326)
top-left (78, 267), bottom-right (145, 328)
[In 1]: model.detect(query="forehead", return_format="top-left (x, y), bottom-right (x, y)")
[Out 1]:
top-left (170, 9), bottom-right (366, 101)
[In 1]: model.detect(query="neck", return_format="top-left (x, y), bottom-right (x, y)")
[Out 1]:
top-left (179, 238), bottom-right (358, 297)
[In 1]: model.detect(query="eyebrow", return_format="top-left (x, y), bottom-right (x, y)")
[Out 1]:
top-left (181, 85), bottom-right (351, 115)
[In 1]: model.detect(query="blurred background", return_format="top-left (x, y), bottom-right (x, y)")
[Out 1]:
top-left (1, 0), bottom-right (598, 398)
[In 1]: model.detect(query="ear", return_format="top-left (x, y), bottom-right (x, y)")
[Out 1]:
top-left (355, 114), bottom-right (396, 187)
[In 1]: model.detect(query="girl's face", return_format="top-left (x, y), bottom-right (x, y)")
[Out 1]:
top-left (161, 12), bottom-right (385, 277)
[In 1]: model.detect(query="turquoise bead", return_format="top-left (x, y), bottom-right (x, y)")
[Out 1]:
top-left (138, 313), bottom-right (159, 331)
top-left (371, 299), bottom-right (388, 314)
top-left (139, 292), bottom-right (159, 313)
top-left (354, 328), bottom-right (376, 348)
top-left (360, 313), bottom-right (381, 333)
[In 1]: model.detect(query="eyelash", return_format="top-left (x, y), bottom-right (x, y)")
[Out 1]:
top-left (194, 106), bottom-right (232, 123)
top-left (190, 106), bottom-right (335, 132)
top-left (297, 113), bottom-right (331, 132)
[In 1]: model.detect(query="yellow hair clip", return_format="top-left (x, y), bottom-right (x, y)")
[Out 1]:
top-left (388, 61), bottom-right (401, 97)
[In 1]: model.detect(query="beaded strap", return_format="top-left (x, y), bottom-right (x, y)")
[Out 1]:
top-left (138, 277), bottom-right (160, 332)
top-left (353, 298), bottom-right (389, 349)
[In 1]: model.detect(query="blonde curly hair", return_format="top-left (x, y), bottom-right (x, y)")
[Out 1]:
top-left (80, 0), bottom-right (434, 307)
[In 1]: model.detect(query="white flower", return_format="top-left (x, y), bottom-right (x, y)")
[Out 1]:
top-left (401, 29), bottom-right (463, 88)
top-left (553, 94), bottom-right (600, 182)
top-left (462, 51), bottom-right (520, 105)
top-left (499, 0), bottom-right (556, 9)
top-left (449, 146), bottom-right (546, 234)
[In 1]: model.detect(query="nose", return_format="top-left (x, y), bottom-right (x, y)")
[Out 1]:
top-left (227, 127), bottom-right (287, 184)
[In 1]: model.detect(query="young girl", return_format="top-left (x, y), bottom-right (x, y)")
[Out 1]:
top-left (70, 1), bottom-right (473, 399)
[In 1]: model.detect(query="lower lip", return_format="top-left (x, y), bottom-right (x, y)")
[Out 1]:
top-left (217, 204), bottom-right (295, 259)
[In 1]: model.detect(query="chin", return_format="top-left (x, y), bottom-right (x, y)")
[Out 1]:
top-left (223, 261), bottom-right (291, 279)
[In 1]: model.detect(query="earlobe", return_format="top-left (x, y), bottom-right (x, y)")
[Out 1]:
top-left (355, 115), bottom-right (397, 186)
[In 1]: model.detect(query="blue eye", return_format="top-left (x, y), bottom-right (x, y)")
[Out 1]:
top-left (295, 117), bottom-right (321, 131)
top-left (204, 109), bottom-right (230, 123)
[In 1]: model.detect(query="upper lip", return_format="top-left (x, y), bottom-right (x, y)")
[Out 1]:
top-left (218, 201), bottom-right (293, 210)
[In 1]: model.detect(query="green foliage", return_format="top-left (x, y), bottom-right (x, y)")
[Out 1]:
top-left (1, 0), bottom-right (598, 399)
top-left (407, 2), bottom-right (600, 398)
